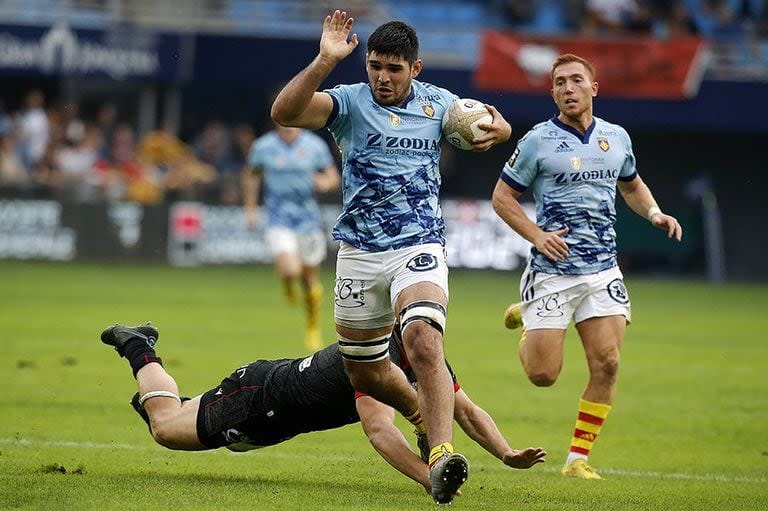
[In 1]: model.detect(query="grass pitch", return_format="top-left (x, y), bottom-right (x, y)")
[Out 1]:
top-left (1, 261), bottom-right (766, 510)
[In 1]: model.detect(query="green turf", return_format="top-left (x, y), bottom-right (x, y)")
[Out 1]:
top-left (1, 261), bottom-right (766, 510)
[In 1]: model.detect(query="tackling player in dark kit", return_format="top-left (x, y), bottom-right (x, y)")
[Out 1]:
top-left (99, 322), bottom-right (545, 495)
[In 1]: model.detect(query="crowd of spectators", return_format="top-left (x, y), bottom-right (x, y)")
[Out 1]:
top-left (0, 90), bottom-right (255, 206)
top-left (493, 0), bottom-right (767, 39)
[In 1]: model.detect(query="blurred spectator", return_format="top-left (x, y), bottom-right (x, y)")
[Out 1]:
top-left (95, 123), bottom-right (163, 204)
top-left (52, 122), bottom-right (104, 202)
top-left (193, 120), bottom-right (237, 173)
top-left (96, 101), bottom-right (119, 158)
top-left (138, 126), bottom-right (215, 201)
top-left (0, 130), bottom-right (28, 187)
top-left (16, 89), bottom-right (50, 170)
top-left (647, 0), bottom-right (699, 37)
top-left (582, 0), bottom-right (649, 35)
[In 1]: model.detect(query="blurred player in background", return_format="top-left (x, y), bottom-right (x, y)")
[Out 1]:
top-left (243, 122), bottom-right (339, 350)
top-left (99, 322), bottom-right (546, 497)
top-left (270, 10), bottom-right (512, 503)
top-left (492, 54), bottom-right (682, 479)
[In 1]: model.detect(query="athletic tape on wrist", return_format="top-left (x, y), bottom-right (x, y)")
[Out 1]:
top-left (647, 206), bottom-right (662, 222)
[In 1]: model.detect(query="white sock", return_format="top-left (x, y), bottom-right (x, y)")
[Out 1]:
top-left (565, 451), bottom-right (587, 467)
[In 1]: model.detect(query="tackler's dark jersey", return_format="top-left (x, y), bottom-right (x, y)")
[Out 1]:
top-left (197, 339), bottom-right (457, 449)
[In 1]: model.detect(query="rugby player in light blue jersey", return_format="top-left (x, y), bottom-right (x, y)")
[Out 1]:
top-left (243, 123), bottom-right (339, 351)
top-left (492, 54), bottom-right (682, 480)
top-left (271, 10), bottom-right (512, 504)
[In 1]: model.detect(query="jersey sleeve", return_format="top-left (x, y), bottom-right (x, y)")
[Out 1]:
top-left (323, 84), bottom-right (354, 135)
top-left (310, 134), bottom-right (334, 172)
top-left (500, 130), bottom-right (539, 192)
top-left (247, 139), bottom-right (264, 172)
top-left (617, 126), bottom-right (638, 181)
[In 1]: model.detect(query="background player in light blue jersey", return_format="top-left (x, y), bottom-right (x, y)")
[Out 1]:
top-left (492, 54), bottom-right (682, 480)
top-left (271, 10), bottom-right (512, 504)
top-left (243, 123), bottom-right (339, 350)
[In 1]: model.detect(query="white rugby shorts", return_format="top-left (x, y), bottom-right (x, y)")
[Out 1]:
top-left (334, 242), bottom-right (449, 329)
top-left (266, 227), bottom-right (327, 267)
top-left (519, 264), bottom-right (631, 330)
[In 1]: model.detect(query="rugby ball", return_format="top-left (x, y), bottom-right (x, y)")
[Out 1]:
top-left (442, 98), bottom-right (492, 151)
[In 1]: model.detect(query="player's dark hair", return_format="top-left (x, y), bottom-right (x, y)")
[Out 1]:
top-left (367, 21), bottom-right (419, 64)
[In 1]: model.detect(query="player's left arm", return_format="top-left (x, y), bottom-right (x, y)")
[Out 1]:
top-left (471, 104), bottom-right (512, 152)
top-left (453, 389), bottom-right (546, 469)
top-left (356, 396), bottom-right (431, 493)
top-left (314, 163), bottom-right (340, 193)
top-left (618, 176), bottom-right (683, 241)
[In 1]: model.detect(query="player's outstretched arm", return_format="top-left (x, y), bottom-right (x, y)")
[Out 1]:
top-left (271, 10), bottom-right (358, 129)
top-left (453, 389), bottom-right (546, 469)
top-left (356, 396), bottom-right (432, 493)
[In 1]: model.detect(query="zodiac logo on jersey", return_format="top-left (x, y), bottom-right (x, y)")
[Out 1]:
top-left (607, 278), bottom-right (629, 304)
top-left (389, 112), bottom-right (401, 127)
top-left (598, 137), bottom-right (610, 152)
top-left (406, 253), bottom-right (438, 272)
top-left (335, 278), bottom-right (366, 308)
top-left (420, 101), bottom-right (435, 117)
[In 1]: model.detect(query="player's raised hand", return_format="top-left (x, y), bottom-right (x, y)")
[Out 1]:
top-left (471, 104), bottom-right (512, 151)
top-left (502, 447), bottom-right (547, 469)
top-left (319, 10), bottom-right (359, 64)
top-left (651, 212), bottom-right (683, 242)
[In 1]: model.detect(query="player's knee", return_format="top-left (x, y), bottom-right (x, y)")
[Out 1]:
top-left (398, 300), bottom-right (446, 365)
top-left (589, 353), bottom-right (620, 381)
top-left (527, 370), bottom-right (559, 387)
top-left (150, 421), bottom-right (180, 449)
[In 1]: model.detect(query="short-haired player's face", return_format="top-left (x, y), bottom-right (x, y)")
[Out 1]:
top-left (551, 62), bottom-right (598, 118)
top-left (366, 51), bottom-right (422, 107)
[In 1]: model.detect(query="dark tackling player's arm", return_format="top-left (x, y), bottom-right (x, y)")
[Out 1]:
top-left (453, 389), bottom-right (547, 469)
top-left (355, 395), bottom-right (431, 493)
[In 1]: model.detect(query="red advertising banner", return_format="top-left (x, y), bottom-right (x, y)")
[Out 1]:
top-left (474, 32), bottom-right (709, 99)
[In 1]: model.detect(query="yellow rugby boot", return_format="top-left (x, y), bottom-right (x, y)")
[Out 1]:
top-left (561, 459), bottom-right (602, 480)
top-left (503, 302), bottom-right (523, 330)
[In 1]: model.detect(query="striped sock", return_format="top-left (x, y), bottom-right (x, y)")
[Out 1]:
top-left (404, 409), bottom-right (426, 433)
top-left (565, 398), bottom-right (611, 466)
top-left (305, 283), bottom-right (323, 329)
top-left (428, 442), bottom-right (454, 468)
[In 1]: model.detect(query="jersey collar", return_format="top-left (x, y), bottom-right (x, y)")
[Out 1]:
top-left (551, 116), bottom-right (596, 144)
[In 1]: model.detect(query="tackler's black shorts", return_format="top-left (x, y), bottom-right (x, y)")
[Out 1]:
top-left (196, 360), bottom-right (274, 448)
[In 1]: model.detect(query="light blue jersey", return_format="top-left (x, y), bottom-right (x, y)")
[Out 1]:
top-left (500, 116), bottom-right (638, 275)
top-left (248, 130), bottom-right (334, 233)
top-left (324, 81), bottom-right (458, 252)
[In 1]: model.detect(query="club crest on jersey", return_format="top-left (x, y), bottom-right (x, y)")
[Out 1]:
top-left (570, 156), bottom-right (581, 170)
top-left (598, 137), bottom-right (610, 152)
top-left (420, 102), bottom-right (435, 117)
top-left (389, 112), bottom-right (401, 127)
top-left (406, 253), bottom-right (438, 272)
top-left (607, 278), bottom-right (629, 304)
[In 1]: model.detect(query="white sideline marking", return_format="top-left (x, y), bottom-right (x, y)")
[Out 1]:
top-left (543, 466), bottom-right (767, 484)
top-left (3, 437), bottom-right (765, 485)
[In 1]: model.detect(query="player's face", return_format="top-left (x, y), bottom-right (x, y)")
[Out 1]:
top-left (551, 62), bottom-right (598, 118)
top-left (366, 51), bottom-right (422, 107)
